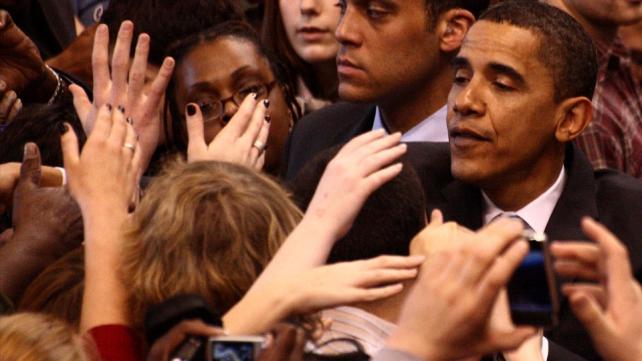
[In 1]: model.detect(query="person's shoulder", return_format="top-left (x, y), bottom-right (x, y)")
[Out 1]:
top-left (594, 168), bottom-right (642, 200)
top-left (291, 102), bottom-right (375, 138)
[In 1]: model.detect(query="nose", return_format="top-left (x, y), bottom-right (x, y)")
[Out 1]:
top-left (334, 5), bottom-right (361, 48)
top-left (451, 79), bottom-right (485, 118)
top-left (300, 0), bottom-right (319, 16)
top-left (221, 98), bottom-right (239, 124)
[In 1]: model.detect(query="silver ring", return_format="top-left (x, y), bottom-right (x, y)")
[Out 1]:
top-left (252, 140), bottom-right (266, 153)
top-left (123, 143), bottom-right (136, 151)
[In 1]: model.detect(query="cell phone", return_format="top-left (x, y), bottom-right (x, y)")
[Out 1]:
top-left (507, 231), bottom-right (559, 328)
top-left (207, 335), bottom-right (265, 361)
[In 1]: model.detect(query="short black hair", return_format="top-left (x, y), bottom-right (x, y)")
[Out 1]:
top-left (100, 0), bottom-right (244, 66)
top-left (479, 0), bottom-right (598, 101)
top-left (164, 21), bottom-right (301, 154)
top-left (426, 0), bottom-right (491, 27)
top-left (290, 146), bottom-right (427, 263)
top-left (0, 98), bottom-right (86, 167)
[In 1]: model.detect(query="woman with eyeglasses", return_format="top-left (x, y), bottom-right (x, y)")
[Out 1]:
top-left (165, 21), bottom-right (302, 175)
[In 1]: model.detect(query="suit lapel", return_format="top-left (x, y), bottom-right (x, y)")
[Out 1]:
top-left (441, 180), bottom-right (484, 230)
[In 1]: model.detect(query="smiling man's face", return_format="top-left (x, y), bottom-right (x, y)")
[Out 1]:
top-left (447, 21), bottom-right (561, 187)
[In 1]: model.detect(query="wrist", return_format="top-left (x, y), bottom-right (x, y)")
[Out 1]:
top-left (21, 64), bottom-right (59, 103)
top-left (386, 331), bottom-right (446, 361)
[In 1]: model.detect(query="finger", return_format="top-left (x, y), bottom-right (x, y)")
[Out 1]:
top-left (487, 327), bottom-right (538, 354)
top-left (478, 240), bottom-right (529, 307)
top-left (91, 104), bottom-right (113, 140)
top-left (429, 209), bottom-right (444, 225)
top-left (7, 97), bottom-right (21, 122)
top-left (568, 290), bottom-right (612, 341)
top-left (127, 33), bottom-right (150, 105)
top-left (475, 218), bottom-right (524, 262)
top-left (550, 242), bottom-right (600, 268)
top-left (60, 123), bottom-right (80, 171)
top-left (361, 143), bottom-right (407, 176)
top-left (0, 90), bottom-right (17, 119)
top-left (359, 268), bottom-right (419, 287)
top-left (110, 21), bottom-right (134, 108)
top-left (91, 24), bottom-right (111, 103)
top-left (145, 57), bottom-right (175, 112)
top-left (69, 84), bottom-right (93, 126)
top-left (250, 117), bottom-right (271, 168)
top-left (562, 284), bottom-right (607, 309)
top-left (225, 93), bottom-right (259, 138)
top-left (186, 102), bottom-right (205, 143)
top-left (123, 121), bottom-right (138, 159)
top-left (362, 162), bottom-right (404, 194)
top-left (150, 319), bottom-right (223, 360)
top-left (581, 217), bottom-right (635, 299)
top-left (352, 283), bottom-right (404, 303)
top-left (338, 129), bottom-right (386, 156)
top-left (355, 131), bottom-right (402, 161)
top-left (554, 260), bottom-right (601, 282)
top-left (241, 99), bottom-right (268, 148)
top-left (18, 143), bottom-right (42, 188)
top-left (364, 255), bottom-right (426, 270)
top-left (109, 104), bottom-right (128, 146)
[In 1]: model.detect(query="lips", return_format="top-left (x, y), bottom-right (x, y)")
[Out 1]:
top-left (449, 126), bottom-right (491, 148)
top-left (296, 26), bottom-right (328, 41)
top-left (336, 56), bottom-right (365, 78)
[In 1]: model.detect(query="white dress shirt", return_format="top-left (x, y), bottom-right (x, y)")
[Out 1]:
top-left (481, 166), bottom-right (567, 361)
top-left (372, 105), bottom-right (449, 142)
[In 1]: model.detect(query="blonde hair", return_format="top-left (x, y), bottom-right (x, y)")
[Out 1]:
top-left (0, 313), bottom-right (91, 361)
top-left (121, 160), bottom-right (302, 326)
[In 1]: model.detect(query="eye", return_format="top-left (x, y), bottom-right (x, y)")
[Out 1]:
top-left (493, 81), bottom-right (515, 92)
top-left (452, 69), bottom-right (470, 85)
top-left (366, 5), bottom-right (388, 19)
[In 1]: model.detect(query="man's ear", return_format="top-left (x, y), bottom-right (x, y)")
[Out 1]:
top-left (437, 9), bottom-right (475, 53)
top-left (554, 97), bottom-right (593, 142)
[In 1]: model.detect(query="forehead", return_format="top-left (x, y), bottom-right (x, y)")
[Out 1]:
top-left (459, 20), bottom-right (544, 74)
top-left (177, 37), bottom-right (272, 87)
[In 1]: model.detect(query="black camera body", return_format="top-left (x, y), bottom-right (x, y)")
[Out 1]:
top-left (507, 231), bottom-right (560, 328)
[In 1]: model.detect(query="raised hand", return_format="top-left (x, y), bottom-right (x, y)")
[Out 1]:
top-left (551, 218), bottom-right (642, 361)
top-left (303, 129), bottom-right (407, 240)
top-left (0, 10), bottom-right (57, 103)
top-left (387, 219), bottom-right (536, 361)
top-left (70, 21), bottom-right (175, 175)
top-left (185, 96), bottom-right (270, 169)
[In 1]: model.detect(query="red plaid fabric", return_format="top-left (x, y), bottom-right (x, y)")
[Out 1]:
top-left (575, 37), bottom-right (642, 180)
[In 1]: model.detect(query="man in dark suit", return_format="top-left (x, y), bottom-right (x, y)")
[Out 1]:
top-left (283, 0), bottom-right (490, 180)
top-left (436, 2), bottom-right (642, 360)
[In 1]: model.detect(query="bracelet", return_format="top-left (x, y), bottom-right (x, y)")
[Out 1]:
top-left (46, 65), bottom-right (63, 105)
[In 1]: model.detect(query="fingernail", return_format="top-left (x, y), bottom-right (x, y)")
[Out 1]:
top-left (106, 103), bottom-right (113, 111)
top-left (264, 114), bottom-right (271, 123)
top-left (252, 92), bottom-right (258, 99)
top-left (186, 103), bottom-right (196, 116)
top-left (24, 143), bottom-right (36, 157)
top-left (57, 122), bottom-right (69, 135)
top-left (117, 105), bottom-right (126, 113)
top-left (263, 99), bottom-right (270, 108)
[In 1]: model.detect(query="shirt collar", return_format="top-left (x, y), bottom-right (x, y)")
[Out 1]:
top-left (372, 105), bottom-right (449, 142)
top-left (482, 167), bottom-right (567, 233)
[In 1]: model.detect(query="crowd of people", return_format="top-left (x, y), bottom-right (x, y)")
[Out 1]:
top-left (0, 0), bottom-right (641, 360)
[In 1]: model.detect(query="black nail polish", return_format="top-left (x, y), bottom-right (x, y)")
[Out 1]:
top-left (57, 122), bottom-right (69, 135)
top-left (126, 117), bottom-right (133, 125)
top-left (186, 103), bottom-right (196, 116)
top-left (264, 114), bottom-right (271, 123)
top-left (118, 105), bottom-right (126, 113)
top-left (263, 99), bottom-right (270, 108)
top-left (106, 103), bottom-right (113, 111)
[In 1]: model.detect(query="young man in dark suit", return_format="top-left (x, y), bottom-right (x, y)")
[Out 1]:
top-left (283, 0), bottom-right (489, 180)
top-left (438, 2), bottom-right (642, 360)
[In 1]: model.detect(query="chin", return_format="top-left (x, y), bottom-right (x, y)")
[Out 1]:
top-left (338, 82), bottom-right (379, 103)
top-left (299, 47), bottom-right (338, 64)
top-left (451, 161), bottom-right (487, 186)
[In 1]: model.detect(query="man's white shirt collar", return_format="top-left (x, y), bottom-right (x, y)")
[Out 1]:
top-left (372, 105), bottom-right (449, 142)
top-left (482, 167), bottom-right (567, 234)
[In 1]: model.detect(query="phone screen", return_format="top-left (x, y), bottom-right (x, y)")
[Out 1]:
top-left (211, 341), bottom-right (259, 361)
top-left (508, 237), bottom-right (557, 326)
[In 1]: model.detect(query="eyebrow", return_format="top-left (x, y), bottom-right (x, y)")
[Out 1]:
top-left (452, 56), bottom-right (471, 69)
top-left (488, 62), bottom-right (526, 84)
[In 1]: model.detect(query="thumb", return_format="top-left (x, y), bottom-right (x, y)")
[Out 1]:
top-left (69, 84), bottom-right (92, 130)
top-left (489, 326), bottom-right (538, 353)
top-left (19, 142), bottom-right (42, 188)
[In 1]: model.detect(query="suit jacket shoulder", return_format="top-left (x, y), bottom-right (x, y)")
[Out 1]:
top-left (283, 102), bottom-right (375, 180)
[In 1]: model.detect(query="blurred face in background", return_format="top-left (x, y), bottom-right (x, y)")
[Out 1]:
top-left (620, 20), bottom-right (642, 86)
top-left (560, 0), bottom-right (642, 26)
top-left (279, 0), bottom-right (341, 63)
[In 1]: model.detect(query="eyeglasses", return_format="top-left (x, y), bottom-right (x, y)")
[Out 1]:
top-left (197, 81), bottom-right (277, 124)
